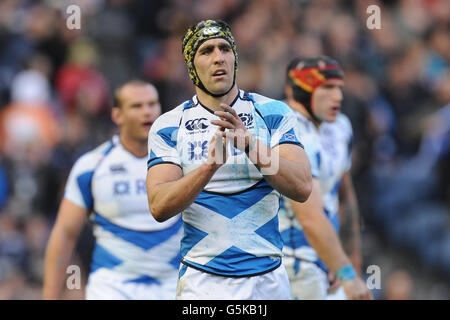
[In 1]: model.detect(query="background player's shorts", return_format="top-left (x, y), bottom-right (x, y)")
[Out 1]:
top-left (176, 264), bottom-right (291, 300)
top-left (283, 256), bottom-right (328, 300)
top-left (85, 269), bottom-right (178, 300)
top-left (326, 286), bottom-right (347, 300)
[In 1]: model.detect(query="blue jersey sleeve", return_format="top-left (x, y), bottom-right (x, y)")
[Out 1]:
top-left (64, 156), bottom-right (94, 209)
top-left (147, 111), bottom-right (182, 170)
top-left (337, 114), bottom-right (353, 172)
top-left (253, 98), bottom-right (304, 149)
top-left (64, 140), bottom-right (115, 209)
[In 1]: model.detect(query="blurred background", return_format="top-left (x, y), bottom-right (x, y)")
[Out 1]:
top-left (0, 0), bottom-right (449, 300)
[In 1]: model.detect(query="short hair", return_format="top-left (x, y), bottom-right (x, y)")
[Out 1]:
top-left (113, 79), bottom-right (154, 108)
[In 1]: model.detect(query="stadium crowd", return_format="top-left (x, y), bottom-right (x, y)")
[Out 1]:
top-left (0, 0), bottom-right (449, 299)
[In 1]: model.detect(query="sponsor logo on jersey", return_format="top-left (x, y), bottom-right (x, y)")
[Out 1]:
top-left (113, 179), bottom-right (146, 196)
top-left (188, 141), bottom-right (208, 160)
top-left (110, 163), bottom-right (127, 173)
top-left (185, 118), bottom-right (209, 131)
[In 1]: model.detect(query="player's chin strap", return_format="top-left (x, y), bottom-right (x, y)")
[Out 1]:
top-left (292, 84), bottom-right (322, 124)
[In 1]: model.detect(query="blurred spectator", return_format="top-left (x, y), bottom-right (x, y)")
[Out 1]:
top-left (0, 213), bottom-right (27, 278)
top-left (86, 0), bottom-right (137, 91)
top-left (22, 3), bottom-right (67, 83)
top-left (55, 38), bottom-right (109, 116)
top-left (0, 162), bottom-right (9, 210)
top-left (23, 215), bottom-right (51, 283)
top-left (0, 69), bottom-right (62, 164)
top-left (423, 22), bottom-right (450, 85)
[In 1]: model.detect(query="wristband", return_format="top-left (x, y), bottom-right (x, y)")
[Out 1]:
top-left (336, 264), bottom-right (357, 282)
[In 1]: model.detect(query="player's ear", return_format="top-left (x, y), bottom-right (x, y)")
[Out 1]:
top-left (111, 106), bottom-right (123, 126)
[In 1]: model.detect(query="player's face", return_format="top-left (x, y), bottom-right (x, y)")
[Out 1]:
top-left (194, 38), bottom-right (235, 95)
top-left (117, 84), bottom-right (161, 143)
top-left (311, 79), bottom-right (344, 123)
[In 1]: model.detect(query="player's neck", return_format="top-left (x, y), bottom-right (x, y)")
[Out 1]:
top-left (119, 134), bottom-right (148, 158)
top-left (195, 85), bottom-right (239, 111)
top-left (287, 98), bottom-right (321, 129)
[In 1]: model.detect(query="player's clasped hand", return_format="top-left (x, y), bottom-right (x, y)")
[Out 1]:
top-left (206, 130), bottom-right (227, 169)
top-left (341, 277), bottom-right (374, 300)
top-left (211, 103), bottom-right (253, 152)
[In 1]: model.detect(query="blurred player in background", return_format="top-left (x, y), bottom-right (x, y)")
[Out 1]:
top-left (43, 80), bottom-right (182, 299)
top-left (279, 56), bottom-right (372, 300)
top-left (146, 20), bottom-right (312, 299)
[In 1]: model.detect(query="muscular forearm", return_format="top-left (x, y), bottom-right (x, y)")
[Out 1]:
top-left (338, 174), bottom-right (362, 273)
top-left (43, 229), bottom-right (78, 299)
top-left (289, 178), bottom-right (350, 273)
top-left (290, 182), bottom-right (372, 300)
top-left (247, 139), bottom-right (312, 202)
top-left (265, 155), bottom-right (311, 202)
top-left (339, 201), bottom-right (362, 272)
top-left (148, 163), bottom-right (217, 222)
top-left (299, 208), bottom-right (351, 273)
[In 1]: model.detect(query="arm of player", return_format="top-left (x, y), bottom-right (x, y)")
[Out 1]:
top-left (289, 178), bottom-right (372, 300)
top-left (147, 131), bottom-right (226, 222)
top-left (263, 143), bottom-right (312, 202)
top-left (214, 104), bottom-right (312, 202)
top-left (338, 171), bottom-right (363, 274)
top-left (43, 199), bottom-right (87, 299)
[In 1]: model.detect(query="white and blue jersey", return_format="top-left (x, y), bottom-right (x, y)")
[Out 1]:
top-left (147, 89), bottom-right (304, 277)
top-left (279, 112), bottom-right (353, 273)
top-left (64, 135), bottom-right (183, 290)
top-left (320, 114), bottom-right (353, 226)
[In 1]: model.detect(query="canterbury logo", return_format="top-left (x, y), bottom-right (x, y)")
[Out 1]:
top-left (185, 118), bottom-right (209, 131)
top-left (202, 26), bottom-right (220, 35)
top-left (110, 163), bottom-right (127, 173)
